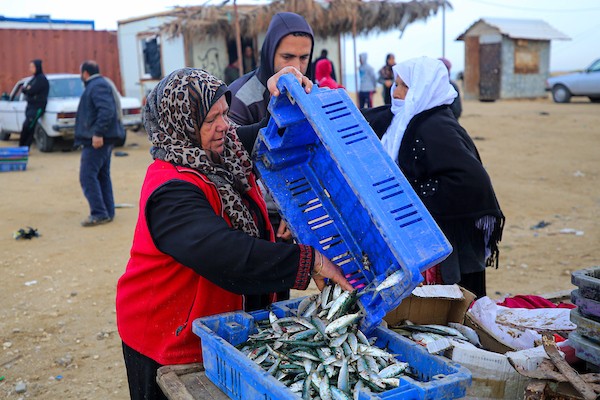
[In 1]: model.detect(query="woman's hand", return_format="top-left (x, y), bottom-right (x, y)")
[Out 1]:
top-left (267, 66), bottom-right (313, 97)
top-left (311, 251), bottom-right (354, 292)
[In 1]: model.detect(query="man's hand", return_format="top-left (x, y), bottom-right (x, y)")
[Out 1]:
top-left (276, 220), bottom-right (293, 241)
top-left (92, 135), bottom-right (104, 149)
top-left (267, 66), bottom-right (313, 97)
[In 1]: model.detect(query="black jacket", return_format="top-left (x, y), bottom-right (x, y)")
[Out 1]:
top-left (22, 60), bottom-right (49, 110)
top-left (75, 75), bottom-right (124, 145)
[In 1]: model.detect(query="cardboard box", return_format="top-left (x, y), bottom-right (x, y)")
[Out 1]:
top-left (450, 342), bottom-right (535, 400)
top-left (384, 284), bottom-right (476, 326)
top-left (463, 312), bottom-right (516, 354)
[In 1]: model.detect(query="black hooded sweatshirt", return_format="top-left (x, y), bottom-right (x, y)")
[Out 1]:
top-left (228, 12), bottom-right (314, 126)
top-left (22, 59), bottom-right (49, 110)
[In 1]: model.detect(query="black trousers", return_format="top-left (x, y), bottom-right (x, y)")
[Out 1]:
top-left (122, 342), bottom-right (168, 400)
top-left (19, 106), bottom-right (44, 147)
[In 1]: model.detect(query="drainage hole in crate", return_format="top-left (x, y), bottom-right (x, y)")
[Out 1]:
top-left (325, 106), bottom-right (346, 115)
top-left (346, 136), bottom-right (368, 145)
top-left (373, 177), bottom-right (395, 186)
top-left (381, 189), bottom-right (405, 200)
top-left (376, 183), bottom-right (400, 193)
top-left (399, 217), bottom-right (423, 228)
top-left (298, 197), bottom-right (319, 208)
top-left (337, 123), bottom-right (359, 133)
top-left (330, 111), bottom-right (351, 120)
top-left (321, 100), bottom-right (344, 109)
top-left (341, 130), bottom-right (363, 139)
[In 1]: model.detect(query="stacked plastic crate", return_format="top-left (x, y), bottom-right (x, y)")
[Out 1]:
top-left (192, 76), bottom-right (472, 399)
top-left (0, 146), bottom-right (28, 172)
top-left (570, 267), bottom-right (600, 368)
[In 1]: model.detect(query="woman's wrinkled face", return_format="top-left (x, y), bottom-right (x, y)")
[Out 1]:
top-left (200, 96), bottom-right (230, 157)
top-left (393, 76), bottom-right (408, 100)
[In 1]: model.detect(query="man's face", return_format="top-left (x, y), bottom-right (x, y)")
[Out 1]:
top-left (29, 63), bottom-right (36, 75)
top-left (273, 34), bottom-right (312, 75)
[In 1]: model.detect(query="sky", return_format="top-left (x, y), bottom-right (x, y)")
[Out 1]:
top-left (2, 0), bottom-right (600, 84)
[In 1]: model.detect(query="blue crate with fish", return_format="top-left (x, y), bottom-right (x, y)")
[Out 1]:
top-left (193, 295), bottom-right (471, 400)
top-left (0, 146), bottom-right (28, 172)
top-left (253, 75), bottom-right (451, 333)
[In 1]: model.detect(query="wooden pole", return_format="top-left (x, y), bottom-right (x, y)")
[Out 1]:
top-left (234, 0), bottom-right (243, 77)
top-left (352, 5), bottom-right (359, 105)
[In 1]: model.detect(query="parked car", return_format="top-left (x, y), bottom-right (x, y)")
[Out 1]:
top-left (0, 74), bottom-right (142, 152)
top-left (545, 59), bottom-right (600, 103)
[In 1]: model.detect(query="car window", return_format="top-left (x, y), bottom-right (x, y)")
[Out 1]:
top-left (10, 82), bottom-right (24, 101)
top-left (49, 78), bottom-right (85, 98)
top-left (588, 59), bottom-right (600, 73)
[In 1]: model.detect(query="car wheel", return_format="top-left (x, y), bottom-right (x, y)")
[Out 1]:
top-left (34, 124), bottom-right (55, 152)
top-left (552, 85), bottom-right (571, 103)
top-left (589, 97), bottom-right (600, 103)
top-left (114, 130), bottom-right (127, 147)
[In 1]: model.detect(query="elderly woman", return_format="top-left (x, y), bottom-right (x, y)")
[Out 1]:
top-left (363, 56), bottom-right (504, 299)
top-left (116, 67), bottom-right (351, 400)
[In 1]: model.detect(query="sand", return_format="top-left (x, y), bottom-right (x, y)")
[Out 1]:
top-left (0, 95), bottom-right (598, 398)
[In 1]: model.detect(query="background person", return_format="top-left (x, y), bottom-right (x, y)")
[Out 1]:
top-left (439, 57), bottom-right (462, 119)
top-left (312, 48), bottom-right (336, 83)
top-left (242, 45), bottom-right (256, 74)
top-left (75, 60), bottom-right (124, 227)
top-left (362, 56), bottom-right (504, 298)
top-left (315, 58), bottom-right (343, 89)
top-left (19, 59), bottom-right (49, 148)
top-left (223, 58), bottom-right (241, 85)
top-left (378, 53), bottom-right (395, 105)
top-left (116, 67), bottom-right (351, 400)
top-left (358, 52), bottom-right (377, 108)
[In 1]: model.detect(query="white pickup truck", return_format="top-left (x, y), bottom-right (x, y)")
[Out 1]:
top-left (0, 74), bottom-right (143, 152)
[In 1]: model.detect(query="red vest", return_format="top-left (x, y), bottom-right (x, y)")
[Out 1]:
top-left (116, 159), bottom-right (273, 365)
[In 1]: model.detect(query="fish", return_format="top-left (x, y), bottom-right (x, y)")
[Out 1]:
top-left (374, 270), bottom-right (404, 293)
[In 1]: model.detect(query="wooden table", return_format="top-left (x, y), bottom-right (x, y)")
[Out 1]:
top-left (157, 363), bottom-right (229, 400)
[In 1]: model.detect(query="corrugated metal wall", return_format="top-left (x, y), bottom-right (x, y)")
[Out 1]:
top-left (0, 29), bottom-right (122, 95)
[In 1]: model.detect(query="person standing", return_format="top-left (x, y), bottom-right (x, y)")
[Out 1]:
top-left (223, 58), bottom-right (241, 85)
top-left (242, 45), bottom-right (256, 74)
top-left (315, 58), bottom-right (343, 90)
top-left (19, 59), bottom-right (49, 148)
top-left (362, 57), bottom-right (504, 298)
top-left (378, 53), bottom-right (395, 105)
top-left (439, 57), bottom-right (463, 120)
top-left (75, 60), bottom-right (124, 227)
top-left (312, 49), bottom-right (337, 83)
top-left (228, 12), bottom-right (314, 126)
top-left (357, 53), bottom-right (377, 108)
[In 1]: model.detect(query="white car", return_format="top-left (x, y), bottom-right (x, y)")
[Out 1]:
top-left (545, 59), bottom-right (600, 103)
top-left (0, 74), bottom-right (142, 152)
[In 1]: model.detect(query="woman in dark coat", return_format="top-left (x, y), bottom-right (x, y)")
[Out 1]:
top-left (362, 56), bottom-right (504, 298)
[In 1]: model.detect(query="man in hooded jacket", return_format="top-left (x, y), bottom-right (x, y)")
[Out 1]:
top-left (20, 59), bottom-right (49, 148)
top-left (228, 12), bottom-right (314, 126)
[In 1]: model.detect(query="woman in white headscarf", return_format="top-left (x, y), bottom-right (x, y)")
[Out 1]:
top-left (362, 56), bottom-right (504, 298)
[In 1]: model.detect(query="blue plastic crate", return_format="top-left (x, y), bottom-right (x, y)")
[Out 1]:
top-left (253, 75), bottom-right (451, 333)
top-left (193, 299), bottom-right (471, 400)
top-left (0, 146), bottom-right (28, 172)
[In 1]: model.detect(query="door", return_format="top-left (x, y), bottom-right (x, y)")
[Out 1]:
top-left (479, 43), bottom-right (501, 101)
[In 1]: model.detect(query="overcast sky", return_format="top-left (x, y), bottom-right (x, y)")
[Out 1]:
top-left (3, 0), bottom-right (599, 79)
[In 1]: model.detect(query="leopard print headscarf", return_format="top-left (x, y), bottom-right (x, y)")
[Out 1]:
top-left (144, 68), bottom-right (259, 237)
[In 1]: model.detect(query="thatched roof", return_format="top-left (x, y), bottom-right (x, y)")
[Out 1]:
top-left (161, 0), bottom-right (451, 39)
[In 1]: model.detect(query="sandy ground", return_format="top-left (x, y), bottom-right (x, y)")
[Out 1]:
top-left (0, 94), bottom-right (599, 399)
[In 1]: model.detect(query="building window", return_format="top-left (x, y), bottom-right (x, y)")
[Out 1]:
top-left (141, 36), bottom-right (162, 79)
top-left (514, 40), bottom-right (539, 74)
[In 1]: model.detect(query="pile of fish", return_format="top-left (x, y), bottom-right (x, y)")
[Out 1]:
top-left (237, 283), bottom-right (413, 399)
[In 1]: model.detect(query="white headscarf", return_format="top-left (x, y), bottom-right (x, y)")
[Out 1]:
top-left (381, 56), bottom-right (458, 163)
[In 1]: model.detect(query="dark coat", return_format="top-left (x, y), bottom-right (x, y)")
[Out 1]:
top-left (22, 60), bottom-right (49, 111)
top-left (228, 12), bottom-right (314, 125)
top-left (75, 75), bottom-right (124, 145)
top-left (362, 104), bottom-right (504, 268)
